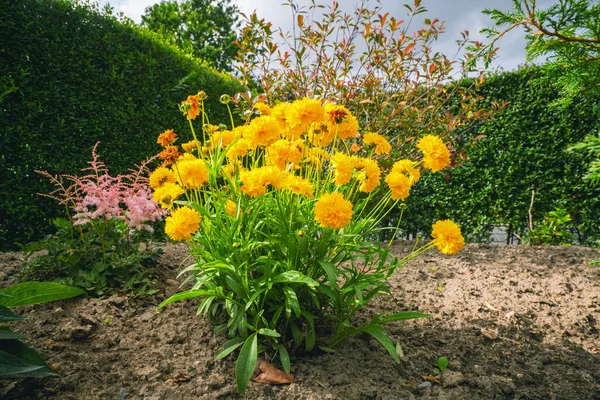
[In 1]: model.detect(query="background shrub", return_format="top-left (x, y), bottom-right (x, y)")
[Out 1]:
top-left (0, 0), bottom-right (243, 250)
top-left (401, 66), bottom-right (600, 245)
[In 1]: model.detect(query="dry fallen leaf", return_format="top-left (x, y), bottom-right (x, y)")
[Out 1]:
top-left (591, 347), bottom-right (600, 354)
top-left (252, 358), bottom-right (295, 385)
top-left (422, 375), bottom-right (441, 384)
top-left (166, 373), bottom-right (191, 383)
top-left (484, 300), bottom-right (497, 312)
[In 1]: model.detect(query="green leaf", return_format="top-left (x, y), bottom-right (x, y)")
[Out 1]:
top-left (0, 327), bottom-right (26, 340)
top-left (289, 321), bottom-right (301, 345)
top-left (358, 324), bottom-right (399, 363)
top-left (244, 289), bottom-right (265, 311)
top-left (258, 328), bottom-right (280, 338)
top-left (273, 271), bottom-right (319, 287)
top-left (0, 305), bottom-right (25, 322)
top-left (157, 289), bottom-right (215, 309)
top-left (215, 338), bottom-right (244, 360)
top-left (0, 282), bottom-right (84, 308)
top-left (437, 356), bottom-right (449, 373)
top-left (283, 286), bottom-right (301, 318)
top-left (278, 345), bottom-right (291, 374)
top-left (301, 310), bottom-right (316, 351)
top-left (318, 261), bottom-right (338, 287)
top-left (396, 341), bottom-right (405, 358)
top-left (235, 333), bottom-right (257, 393)
top-left (0, 341), bottom-right (56, 377)
top-left (319, 346), bottom-right (336, 353)
top-left (225, 274), bottom-right (246, 298)
top-left (372, 311), bottom-right (431, 324)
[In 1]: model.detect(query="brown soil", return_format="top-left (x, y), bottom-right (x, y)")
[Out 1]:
top-left (1, 242), bottom-right (600, 400)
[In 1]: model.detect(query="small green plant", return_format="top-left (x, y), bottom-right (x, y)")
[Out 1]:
top-left (528, 207), bottom-right (574, 246)
top-left (435, 356), bottom-right (449, 375)
top-left (0, 282), bottom-right (85, 377)
top-left (20, 144), bottom-right (165, 296)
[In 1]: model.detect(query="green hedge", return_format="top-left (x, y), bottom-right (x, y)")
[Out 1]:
top-left (401, 66), bottom-right (600, 245)
top-left (0, 0), bottom-right (243, 250)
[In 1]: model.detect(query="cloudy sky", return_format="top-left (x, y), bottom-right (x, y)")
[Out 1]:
top-left (99, 0), bottom-right (555, 71)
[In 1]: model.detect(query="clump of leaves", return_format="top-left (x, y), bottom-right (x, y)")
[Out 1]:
top-left (0, 282), bottom-right (85, 377)
top-left (527, 207), bottom-right (574, 246)
top-left (20, 144), bottom-right (165, 296)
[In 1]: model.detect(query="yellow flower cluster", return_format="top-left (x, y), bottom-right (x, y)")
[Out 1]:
top-left (149, 93), bottom-right (463, 254)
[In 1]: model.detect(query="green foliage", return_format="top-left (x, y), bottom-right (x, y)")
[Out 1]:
top-left (20, 219), bottom-right (164, 296)
top-left (0, 282), bottom-right (85, 378)
top-left (527, 207), bottom-right (574, 246)
top-left (482, 0), bottom-right (600, 110)
top-left (570, 134), bottom-right (600, 185)
top-left (141, 0), bottom-right (240, 71)
top-left (402, 66), bottom-right (600, 245)
top-left (0, 0), bottom-right (242, 250)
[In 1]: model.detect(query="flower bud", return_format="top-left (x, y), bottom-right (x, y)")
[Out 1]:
top-left (198, 91), bottom-right (207, 101)
top-left (219, 94), bottom-right (231, 104)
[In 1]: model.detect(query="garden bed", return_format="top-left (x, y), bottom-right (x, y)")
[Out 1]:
top-left (2, 242), bottom-right (600, 399)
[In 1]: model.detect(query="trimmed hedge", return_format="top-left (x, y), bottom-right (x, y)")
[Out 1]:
top-left (401, 66), bottom-right (600, 245)
top-left (0, 0), bottom-right (242, 249)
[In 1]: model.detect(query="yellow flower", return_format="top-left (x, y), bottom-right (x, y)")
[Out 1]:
top-left (355, 158), bottom-right (381, 193)
top-left (240, 166), bottom-right (284, 197)
top-left (283, 175), bottom-right (314, 197)
top-left (211, 130), bottom-right (235, 148)
top-left (391, 159), bottom-right (421, 184)
top-left (181, 140), bottom-right (200, 153)
top-left (177, 153), bottom-right (197, 162)
top-left (152, 182), bottom-right (184, 209)
top-left (362, 132), bottom-right (391, 155)
top-left (246, 116), bottom-right (280, 147)
top-left (221, 163), bottom-right (236, 178)
top-left (165, 206), bottom-right (201, 241)
top-left (431, 220), bottom-right (465, 255)
top-left (271, 102), bottom-right (290, 129)
top-left (324, 104), bottom-right (359, 140)
top-left (254, 102), bottom-right (271, 115)
top-left (266, 139), bottom-right (303, 170)
top-left (227, 138), bottom-right (252, 161)
top-left (314, 192), bottom-right (353, 229)
top-left (226, 200), bottom-right (238, 217)
top-left (149, 167), bottom-right (177, 189)
top-left (385, 171), bottom-right (411, 200)
top-left (157, 129), bottom-right (177, 147)
top-left (286, 98), bottom-right (325, 133)
top-left (258, 166), bottom-right (285, 189)
top-left (331, 153), bottom-right (355, 185)
top-left (417, 135), bottom-right (450, 172)
top-left (176, 158), bottom-right (209, 189)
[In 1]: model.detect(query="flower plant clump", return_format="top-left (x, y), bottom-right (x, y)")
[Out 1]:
top-left (155, 92), bottom-right (465, 392)
top-left (21, 144), bottom-right (166, 295)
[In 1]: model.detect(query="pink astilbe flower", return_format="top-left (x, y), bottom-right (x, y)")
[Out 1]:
top-left (37, 142), bottom-right (166, 232)
top-left (123, 187), bottom-right (166, 232)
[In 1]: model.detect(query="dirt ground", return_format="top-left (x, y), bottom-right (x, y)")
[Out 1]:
top-left (1, 242), bottom-right (599, 400)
